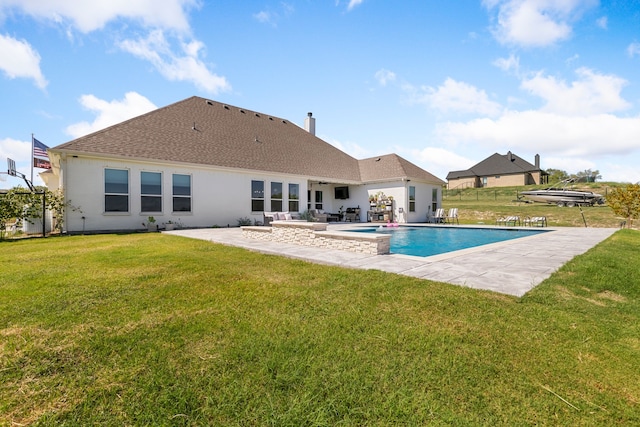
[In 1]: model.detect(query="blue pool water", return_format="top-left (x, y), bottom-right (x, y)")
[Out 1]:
top-left (353, 226), bottom-right (548, 257)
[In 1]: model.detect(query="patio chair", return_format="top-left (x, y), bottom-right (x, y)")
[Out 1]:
top-left (263, 212), bottom-right (277, 226)
top-left (309, 209), bottom-right (328, 222)
top-left (445, 208), bottom-right (459, 225)
top-left (523, 216), bottom-right (547, 227)
top-left (432, 208), bottom-right (445, 223)
top-left (496, 216), bottom-right (520, 226)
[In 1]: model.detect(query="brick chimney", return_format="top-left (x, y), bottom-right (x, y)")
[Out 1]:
top-left (304, 112), bottom-right (315, 135)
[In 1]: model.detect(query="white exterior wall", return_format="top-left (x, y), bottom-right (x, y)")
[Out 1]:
top-left (59, 155), bottom-right (308, 233)
top-left (361, 181), bottom-right (440, 224)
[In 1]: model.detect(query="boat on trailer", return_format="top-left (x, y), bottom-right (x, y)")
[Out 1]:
top-left (519, 179), bottom-right (605, 207)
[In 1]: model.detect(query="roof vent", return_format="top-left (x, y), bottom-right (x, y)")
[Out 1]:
top-left (206, 100), bottom-right (214, 106)
top-left (255, 113), bottom-right (260, 118)
top-left (269, 117), bottom-right (274, 121)
top-left (240, 109), bottom-right (246, 114)
top-left (282, 120), bottom-right (287, 124)
top-left (223, 105), bottom-right (230, 110)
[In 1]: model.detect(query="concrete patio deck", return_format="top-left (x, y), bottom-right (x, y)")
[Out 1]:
top-left (165, 224), bottom-right (617, 297)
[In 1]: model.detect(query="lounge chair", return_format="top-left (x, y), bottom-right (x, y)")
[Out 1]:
top-left (432, 208), bottom-right (445, 223)
top-left (496, 216), bottom-right (521, 226)
top-left (523, 216), bottom-right (547, 227)
top-left (445, 208), bottom-right (459, 225)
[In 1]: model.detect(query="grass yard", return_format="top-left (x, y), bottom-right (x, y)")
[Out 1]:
top-left (1, 230), bottom-right (639, 425)
top-left (443, 183), bottom-right (627, 228)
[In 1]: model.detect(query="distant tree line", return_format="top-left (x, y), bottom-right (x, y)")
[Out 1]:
top-left (545, 168), bottom-right (602, 183)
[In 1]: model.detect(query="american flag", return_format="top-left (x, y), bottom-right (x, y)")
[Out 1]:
top-left (33, 138), bottom-right (49, 159)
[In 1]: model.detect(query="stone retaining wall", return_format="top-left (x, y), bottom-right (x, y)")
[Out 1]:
top-left (241, 221), bottom-right (390, 255)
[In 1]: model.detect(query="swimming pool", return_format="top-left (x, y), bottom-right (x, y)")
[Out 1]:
top-left (352, 226), bottom-right (548, 257)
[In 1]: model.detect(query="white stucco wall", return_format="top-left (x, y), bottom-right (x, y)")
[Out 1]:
top-left (52, 154), bottom-right (442, 232)
top-left (58, 155), bottom-right (309, 232)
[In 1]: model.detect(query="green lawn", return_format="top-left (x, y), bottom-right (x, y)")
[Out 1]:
top-left (1, 231), bottom-right (639, 425)
top-left (443, 183), bottom-right (627, 228)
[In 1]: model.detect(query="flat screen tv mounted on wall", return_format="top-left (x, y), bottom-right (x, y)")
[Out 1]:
top-left (334, 186), bottom-right (349, 199)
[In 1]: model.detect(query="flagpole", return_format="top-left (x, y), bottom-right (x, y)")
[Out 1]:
top-left (31, 133), bottom-right (34, 185)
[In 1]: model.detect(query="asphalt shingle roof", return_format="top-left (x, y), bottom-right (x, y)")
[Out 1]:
top-left (359, 154), bottom-right (445, 184)
top-left (53, 96), bottom-right (443, 185)
top-left (446, 152), bottom-right (539, 180)
top-left (53, 97), bottom-right (361, 182)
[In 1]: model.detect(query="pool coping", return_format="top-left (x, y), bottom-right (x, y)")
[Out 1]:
top-left (165, 224), bottom-right (618, 297)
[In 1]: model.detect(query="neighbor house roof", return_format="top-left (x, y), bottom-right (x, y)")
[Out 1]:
top-left (52, 96), bottom-right (443, 185)
top-left (447, 152), bottom-right (540, 180)
top-left (359, 154), bottom-right (445, 184)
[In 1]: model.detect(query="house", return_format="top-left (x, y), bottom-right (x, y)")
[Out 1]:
top-left (43, 96), bottom-right (445, 232)
top-left (446, 151), bottom-right (548, 189)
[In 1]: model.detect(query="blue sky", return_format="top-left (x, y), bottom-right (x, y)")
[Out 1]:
top-left (2, 0), bottom-right (640, 189)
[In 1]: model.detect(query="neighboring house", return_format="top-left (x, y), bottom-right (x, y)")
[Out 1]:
top-left (446, 151), bottom-right (548, 189)
top-left (43, 96), bottom-right (445, 232)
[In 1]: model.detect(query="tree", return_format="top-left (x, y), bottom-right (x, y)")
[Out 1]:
top-left (545, 168), bottom-right (569, 184)
top-left (0, 186), bottom-right (73, 238)
top-left (573, 169), bottom-right (602, 183)
top-left (607, 184), bottom-right (640, 228)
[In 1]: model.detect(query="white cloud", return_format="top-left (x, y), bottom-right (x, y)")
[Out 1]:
top-left (521, 67), bottom-right (630, 115)
top-left (322, 135), bottom-right (372, 159)
top-left (484, 0), bottom-right (597, 47)
top-left (493, 54), bottom-right (520, 73)
top-left (119, 30), bottom-right (231, 94)
top-left (0, 0), bottom-right (230, 93)
top-left (374, 69), bottom-right (396, 86)
top-left (596, 16), bottom-right (607, 29)
top-left (253, 3), bottom-right (294, 26)
top-left (0, 34), bottom-right (47, 89)
top-left (347, 0), bottom-right (364, 11)
top-left (0, 0), bottom-right (197, 33)
top-left (627, 42), bottom-right (640, 58)
top-left (253, 11), bottom-right (275, 26)
top-left (0, 137), bottom-right (31, 162)
top-left (406, 78), bottom-right (502, 117)
top-left (407, 146), bottom-right (476, 179)
top-left (66, 92), bottom-right (157, 138)
top-left (436, 110), bottom-right (640, 158)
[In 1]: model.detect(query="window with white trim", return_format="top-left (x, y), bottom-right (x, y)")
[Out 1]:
top-left (409, 186), bottom-right (416, 212)
top-left (104, 168), bottom-right (129, 212)
top-left (251, 180), bottom-right (264, 212)
top-left (315, 190), bottom-right (323, 210)
top-left (172, 174), bottom-right (191, 212)
top-left (432, 188), bottom-right (438, 213)
top-left (271, 182), bottom-right (283, 212)
top-left (141, 171), bottom-right (162, 212)
top-left (288, 184), bottom-right (299, 212)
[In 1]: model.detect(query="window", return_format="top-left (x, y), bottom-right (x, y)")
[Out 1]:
top-left (288, 183), bottom-right (299, 212)
top-left (141, 171), bottom-right (162, 212)
top-left (315, 190), bottom-right (323, 210)
top-left (251, 180), bottom-right (264, 212)
top-left (307, 190), bottom-right (311, 210)
top-left (432, 188), bottom-right (438, 213)
top-left (271, 181), bottom-right (283, 212)
top-left (104, 168), bottom-right (129, 212)
top-left (172, 174), bottom-right (191, 212)
top-left (409, 186), bottom-right (416, 212)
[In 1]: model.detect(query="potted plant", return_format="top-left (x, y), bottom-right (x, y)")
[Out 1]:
top-left (164, 220), bottom-right (175, 231)
top-left (145, 216), bottom-right (157, 231)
